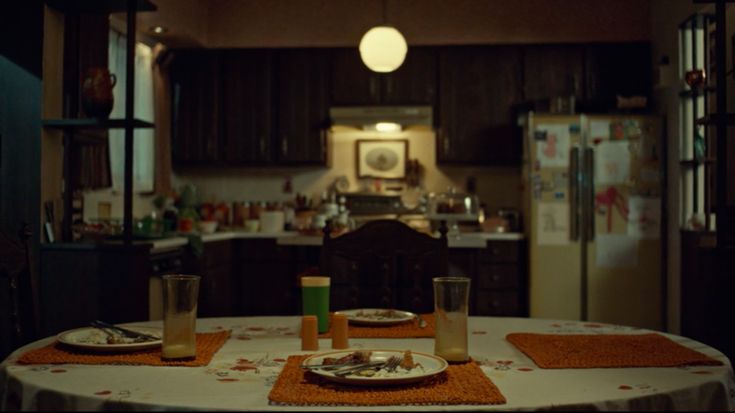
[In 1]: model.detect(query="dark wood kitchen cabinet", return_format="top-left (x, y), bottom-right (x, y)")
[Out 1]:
top-left (275, 49), bottom-right (331, 164)
top-left (238, 239), bottom-right (301, 315)
top-left (331, 47), bottom-right (437, 106)
top-left (522, 44), bottom-right (585, 106)
top-left (583, 42), bottom-right (651, 112)
top-left (170, 50), bottom-right (222, 165)
top-left (448, 240), bottom-right (527, 317)
top-left (220, 49), bottom-right (275, 165)
top-left (183, 240), bottom-right (237, 317)
top-left (437, 46), bottom-right (523, 165)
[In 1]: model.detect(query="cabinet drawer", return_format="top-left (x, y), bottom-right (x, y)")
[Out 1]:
top-left (481, 241), bottom-right (519, 263)
top-left (475, 291), bottom-right (519, 316)
top-left (477, 264), bottom-right (519, 289)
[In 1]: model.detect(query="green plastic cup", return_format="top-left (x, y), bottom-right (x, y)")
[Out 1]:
top-left (301, 276), bottom-right (330, 333)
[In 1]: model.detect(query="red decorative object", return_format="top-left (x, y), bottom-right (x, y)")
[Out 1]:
top-left (81, 67), bottom-right (116, 118)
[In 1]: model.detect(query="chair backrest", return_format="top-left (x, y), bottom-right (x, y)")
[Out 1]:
top-left (0, 224), bottom-right (34, 359)
top-left (320, 219), bottom-right (448, 313)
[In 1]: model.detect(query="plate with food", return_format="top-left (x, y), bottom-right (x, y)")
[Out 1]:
top-left (334, 309), bottom-right (417, 326)
top-left (300, 349), bottom-right (448, 386)
top-left (56, 326), bottom-right (162, 352)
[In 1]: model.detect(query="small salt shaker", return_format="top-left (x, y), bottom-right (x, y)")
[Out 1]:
top-left (331, 313), bottom-right (349, 349)
top-left (301, 315), bottom-right (319, 351)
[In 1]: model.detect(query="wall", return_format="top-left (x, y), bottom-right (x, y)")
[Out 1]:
top-left (203, 0), bottom-right (651, 48)
top-left (171, 128), bottom-right (522, 218)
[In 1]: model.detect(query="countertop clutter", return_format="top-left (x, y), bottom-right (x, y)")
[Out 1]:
top-left (148, 230), bottom-right (525, 252)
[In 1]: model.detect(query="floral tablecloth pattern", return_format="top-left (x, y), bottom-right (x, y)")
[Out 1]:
top-left (1, 316), bottom-right (733, 411)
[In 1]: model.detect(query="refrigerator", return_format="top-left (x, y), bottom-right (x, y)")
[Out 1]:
top-left (522, 113), bottom-right (663, 330)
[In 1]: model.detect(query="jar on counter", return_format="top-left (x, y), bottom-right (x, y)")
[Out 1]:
top-left (232, 201), bottom-right (250, 227)
top-left (250, 201), bottom-right (266, 220)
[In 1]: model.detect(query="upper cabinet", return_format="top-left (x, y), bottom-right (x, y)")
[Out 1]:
top-left (583, 42), bottom-right (651, 112)
top-left (522, 44), bottom-right (585, 105)
top-left (438, 46), bottom-right (523, 165)
top-left (170, 43), bottom-right (651, 168)
top-left (170, 50), bottom-right (222, 165)
top-left (220, 49), bottom-right (274, 165)
top-left (331, 47), bottom-right (437, 106)
top-left (275, 49), bottom-right (331, 165)
top-left (170, 49), bottom-right (331, 168)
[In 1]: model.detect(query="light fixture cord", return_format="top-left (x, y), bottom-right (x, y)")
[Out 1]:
top-left (382, 0), bottom-right (388, 24)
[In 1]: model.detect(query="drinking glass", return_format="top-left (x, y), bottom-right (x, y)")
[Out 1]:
top-left (433, 276), bottom-right (471, 362)
top-left (161, 274), bottom-right (200, 360)
top-left (301, 276), bottom-right (330, 333)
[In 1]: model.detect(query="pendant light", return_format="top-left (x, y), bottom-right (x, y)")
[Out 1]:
top-left (359, 0), bottom-right (407, 73)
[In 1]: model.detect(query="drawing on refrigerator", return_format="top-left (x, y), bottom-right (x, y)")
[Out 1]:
top-left (522, 113), bottom-right (663, 330)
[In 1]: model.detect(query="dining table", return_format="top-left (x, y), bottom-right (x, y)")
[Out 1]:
top-left (1, 315), bottom-right (733, 411)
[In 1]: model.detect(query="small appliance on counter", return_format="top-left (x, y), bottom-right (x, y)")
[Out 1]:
top-left (426, 188), bottom-right (480, 237)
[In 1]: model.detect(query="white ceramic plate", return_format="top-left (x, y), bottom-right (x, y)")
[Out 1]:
top-left (335, 308), bottom-right (416, 326)
top-left (56, 326), bottom-right (162, 352)
top-left (302, 349), bottom-right (448, 386)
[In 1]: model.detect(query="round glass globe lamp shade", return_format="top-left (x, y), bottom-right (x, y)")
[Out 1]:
top-left (359, 26), bottom-right (408, 73)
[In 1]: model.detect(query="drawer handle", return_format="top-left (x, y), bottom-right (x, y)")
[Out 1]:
top-left (491, 274), bottom-right (500, 282)
top-left (492, 248), bottom-right (500, 255)
top-left (491, 300), bottom-right (500, 308)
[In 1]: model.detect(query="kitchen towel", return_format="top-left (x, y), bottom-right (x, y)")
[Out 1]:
top-left (506, 332), bottom-right (724, 369)
top-left (318, 314), bottom-right (435, 339)
top-left (268, 355), bottom-right (506, 406)
top-left (16, 330), bottom-right (231, 367)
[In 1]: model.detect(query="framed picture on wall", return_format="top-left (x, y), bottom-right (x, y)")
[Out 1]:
top-left (356, 139), bottom-right (409, 180)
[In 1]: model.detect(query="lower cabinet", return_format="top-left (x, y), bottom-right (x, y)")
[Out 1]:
top-left (184, 238), bottom-right (527, 318)
top-left (449, 240), bottom-right (528, 317)
top-left (183, 240), bottom-right (237, 318)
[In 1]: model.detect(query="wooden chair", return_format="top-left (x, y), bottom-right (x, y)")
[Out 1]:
top-left (0, 224), bottom-right (35, 359)
top-left (320, 219), bottom-right (448, 314)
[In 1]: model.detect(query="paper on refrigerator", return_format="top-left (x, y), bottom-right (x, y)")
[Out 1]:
top-left (589, 120), bottom-right (610, 141)
top-left (536, 202), bottom-right (569, 245)
top-left (595, 234), bottom-right (638, 268)
top-left (627, 197), bottom-right (660, 239)
top-left (595, 141), bottom-right (630, 184)
top-left (535, 124), bottom-right (570, 168)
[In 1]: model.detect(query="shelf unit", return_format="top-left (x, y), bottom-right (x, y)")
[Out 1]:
top-left (43, 0), bottom-right (157, 245)
top-left (678, 12), bottom-right (715, 232)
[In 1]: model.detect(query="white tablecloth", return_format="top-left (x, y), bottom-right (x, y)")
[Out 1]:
top-left (1, 316), bottom-right (733, 411)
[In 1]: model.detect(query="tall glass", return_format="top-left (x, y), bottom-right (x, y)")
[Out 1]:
top-left (301, 276), bottom-right (330, 333)
top-left (161, 274), bottom-right (200, 360)
top-left (433, 276), bottom-right (471, 362)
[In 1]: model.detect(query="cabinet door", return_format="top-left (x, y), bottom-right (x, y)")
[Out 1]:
top-left (170, 50), bottom-right (221, 165)
top-left (523, 44), bottom-right (585, 104)
top-left (438, 46), bottom-right (523, 165)
top-left (220, 49), bottom-right (274, 164)
top-left (381, 46), bottom-right (438, 105)
top-left (276, 49), bottom-right (330, 165)
top-left (583, 42), bottom-right (651, 112)
top-left (331, 48), bottom-right (381, 105)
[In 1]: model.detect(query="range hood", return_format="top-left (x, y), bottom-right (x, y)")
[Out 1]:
top-left (329, 106), bottom-right (433, 130)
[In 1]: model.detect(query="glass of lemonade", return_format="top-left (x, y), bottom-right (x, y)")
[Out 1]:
top-left (161, 274), bottom-right (201, 360)
top-left (433, 276), bottom-right (471, 362)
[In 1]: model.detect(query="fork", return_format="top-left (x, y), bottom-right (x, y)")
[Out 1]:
top-left (90, 320), bottom-right (159, 341)
top-left (385, 356), bottom-right (403, 372)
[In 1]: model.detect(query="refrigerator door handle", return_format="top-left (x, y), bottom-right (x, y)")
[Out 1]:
top-left (569, 146), bottom-right (580, 241)
top-left (585, 147), bottom-right (595, 241)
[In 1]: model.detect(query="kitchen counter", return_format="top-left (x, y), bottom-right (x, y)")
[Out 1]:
top-left (148, 230), bottom-right (524, 251)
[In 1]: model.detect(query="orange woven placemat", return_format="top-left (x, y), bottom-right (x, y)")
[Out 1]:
top-left (319, 314), bottom-right (435, 339)
top-left (506, 332), bottom-right (724, 369)
top-left (17, 330), bottom-right (231, 367)
top-left (268, 354), bottom-right (505, 406)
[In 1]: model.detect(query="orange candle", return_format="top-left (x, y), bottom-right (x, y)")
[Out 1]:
top-left (301, 315), bottom-right (319, 351)
top-left (332, 313), bottom-right (349, 349)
